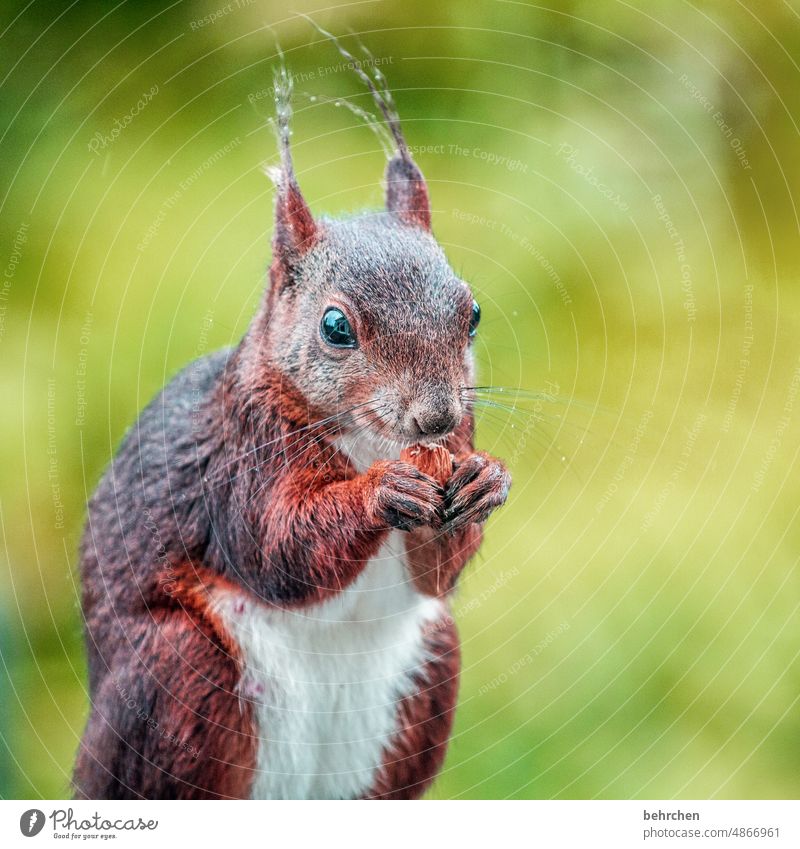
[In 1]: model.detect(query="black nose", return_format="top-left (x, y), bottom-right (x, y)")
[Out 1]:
top-left (413, 409), bottom-right (457, 436)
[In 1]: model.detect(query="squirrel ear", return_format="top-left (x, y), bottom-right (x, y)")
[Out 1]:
top-left (385, 153), bottom-right (431, 231)
top-left (267, 62), bottom-right (318, 286)
top-left (301, 22), bottom-right (431, 230)
top-left (272, 173), bottom-right (317, 264)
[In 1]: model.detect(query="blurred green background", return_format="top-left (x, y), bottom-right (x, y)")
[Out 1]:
top-left (2, 0), bottom-right (800, 799)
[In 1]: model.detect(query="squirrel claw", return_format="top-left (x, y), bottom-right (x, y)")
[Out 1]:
top-left (441, 453), bottom-right (511, 533)
top-left (368, 460), bottom-right (442, 531)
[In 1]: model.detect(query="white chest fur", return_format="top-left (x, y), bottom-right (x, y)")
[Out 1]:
top-left (211, 532), bottom-right (443, 800)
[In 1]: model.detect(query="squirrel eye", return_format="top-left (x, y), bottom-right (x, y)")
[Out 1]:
top-left (469, 300), bottom-right (481, 338)
top-left (320, 307), bottom-right (357, 348)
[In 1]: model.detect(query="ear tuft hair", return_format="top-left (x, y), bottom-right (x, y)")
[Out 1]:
top-left (302, 17), bottom-right (432, 231)
top-left (385, 155), bottom-right (431, 230)
top-left (270, 59), bottom-right (318, 276)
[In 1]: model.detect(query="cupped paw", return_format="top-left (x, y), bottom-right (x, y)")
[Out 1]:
top-left (441, 452), bottom-right (511, 533)
top-left (367, 460), bottom-right (443, 531)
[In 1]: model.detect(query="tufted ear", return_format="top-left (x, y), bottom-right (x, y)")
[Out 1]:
top-left (272, 173), bottom-right (317, 266)
top-left (385, 153), bottom-right (431, 231)
top-left (300, 21), bottom-right (432, 232)
top-left (268, 64), bottom-right (318, 292)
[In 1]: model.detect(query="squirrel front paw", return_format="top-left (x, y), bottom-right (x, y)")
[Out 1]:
top-left (442, 452), bottom-right (511, 533)
top-left (366, 460), bottom-right (443, 531)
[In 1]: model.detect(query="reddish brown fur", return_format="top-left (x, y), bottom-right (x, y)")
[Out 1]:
top-left (386, 156), bottom-right (432, 231)
top-left (74, 564), bottom-right (257, 799)
top-left (402, 418), bottom-right (495, 597)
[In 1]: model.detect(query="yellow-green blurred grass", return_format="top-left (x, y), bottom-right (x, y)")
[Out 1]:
top-left (2, 0), bottom-right (800, 799)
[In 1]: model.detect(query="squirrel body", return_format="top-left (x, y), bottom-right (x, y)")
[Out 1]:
top-left (73, 56), bottom-right (510, 799)
top-left (211, 533), bottom-right (444, 800)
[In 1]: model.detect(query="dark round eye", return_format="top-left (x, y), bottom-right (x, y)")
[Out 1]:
top-left (320, 307), bottom-right (357, 348)
top-left (469, 299), bottom-right (481, 338)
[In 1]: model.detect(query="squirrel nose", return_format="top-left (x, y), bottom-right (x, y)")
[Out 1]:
top-left (410, 407), bottom-right (458, 437)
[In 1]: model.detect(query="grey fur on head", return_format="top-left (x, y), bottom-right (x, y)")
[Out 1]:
top-left (253, 28), bottom-right (473, 444)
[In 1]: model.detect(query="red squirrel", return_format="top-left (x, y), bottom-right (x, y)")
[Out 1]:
top-left (73, 47), bottom-right (511, 800)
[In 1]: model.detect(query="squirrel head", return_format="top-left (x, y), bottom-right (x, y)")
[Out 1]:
top-left (249, 59), bottom-right (480, 445)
